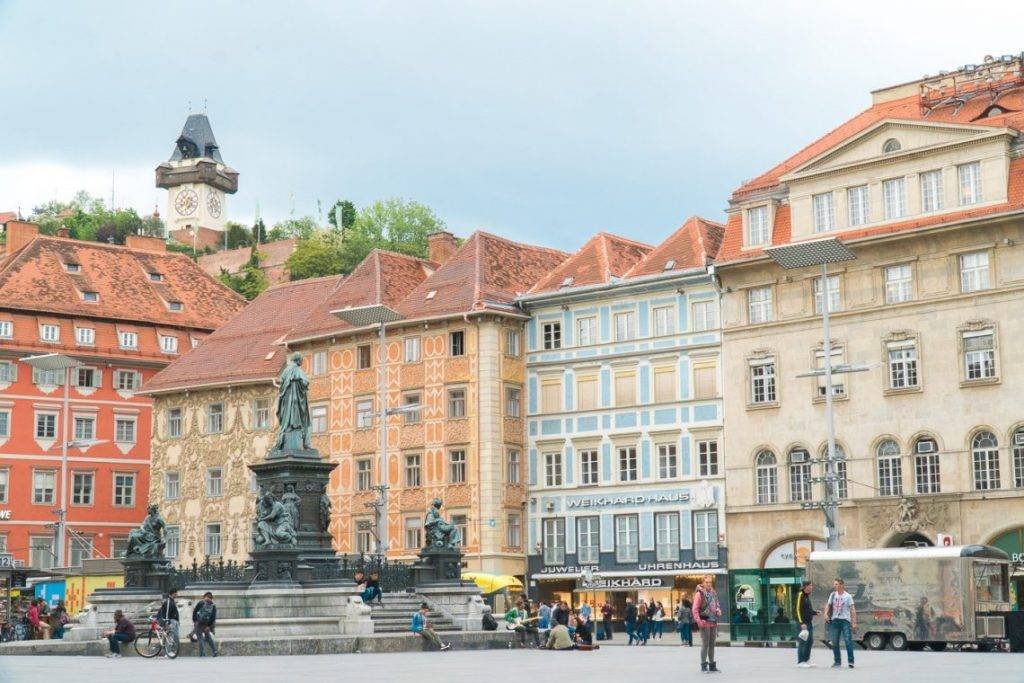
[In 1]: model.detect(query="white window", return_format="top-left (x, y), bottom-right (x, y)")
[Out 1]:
top-left (657, 443), bottom-right (677, 479)
top-left (253, 398), bottom-right (271, 429)
top-left (312, 351), bottom-right (328, 375)
top-left (506, 513), bottom-right (522, 548)
top-left (580, 449), bottom-right (599, 485)
top-left (447, 388), bottom-right (466, 418)
top-left (449, 330), bottom-right (465, 356)
top-left (449, 449), bottom-right (467, 483)
top-left (206, 403), bottom-right (224, 434)
top-left (40, 324), bottom-right (60, 343)
top-left (655, 512), bottom-right (680, 562)
top-left (877, 439), bottom-right (903, 497)
top-left (0, 361), bottom-right (13, 383)
top-left (884, 264), bottom-right (913, 304)
top-left (311, 404), bottom-right (327, 433)
top-left (958, 161), bottom-right (982, 205)
top-left (356, 345), bottom-right (371, 370)
top-left (451, 515), bottom-right (467, 548)
top-left (823, 444), bottom-right (848, 500)
top-left (814, 347), bottom-right (845, 397)
top-left (356, 398), bottom-right (374, 428)
top-left (113, 472), bottom-right (135, 507)
top-left (747, 286), bottom-right (773, 324)
top-left (883, 177), bottom-right (907, 220)
top-left (30, 536), bottom-right (54, 569)
top-left (887, 340), bottom-right (919, 389)
top-left (963, 330), bottom-right (996, 380)
top-left (115, 370), bottom-right (139, 392)
top-left (404, 454), bottom-right (421, 487)
top-left (205, 468), bottom-right (223, 497)
top-left (972, 431), bottom-right (1001, 491)
top-left (505, 386), bottom-right (521, 418)
top-left (615, 515), bottom-right (639, 563)
top-left (576, 316), bottom-right (597, 346)
top-left (789, 449), bottom-right (812, 502)
top-left (0, 320), bottom-right (11, 338)
top-left (404, 336), bottom-right (421, 363)
top-left (118, 331), bottom-right (138, 349)
top-left (115, 417), bottom-right (136, 443)
top-left (505, 329), bottom-right (521, 356)
top-left (698, 440), bottom-right (719, 477)
top-left (543, 518), bottom-right (566, 564)
top-left (356, 459), bottom-right (373, 491)
top-left (920, 169), bottom-right (944, 213)
top-left (32, 366), bottom-right (62, 386)
top-left (746, 205), bottom-right (769, 246)
top-left (74, 416), bottom-right (95, 441)
top-left (1012, 430), bottom-right (1024, 489)
top-left (914, 439), bottom-right (940, 495)
top-left (0, 469), bottom-right (6, 503)
top-left (0, 411), bottom-right (7, 438)
top-left (812, 192), bottom-right (835, 232)
top-left (959, 251), bottom-right (990, 293)
top-left (164, 472), bottom-right (180, 500)
top-left (755, 450), bottom-right (778, 504)
top-left (544, 452), bottom-right (563, 487)
top-left (74, 366), bottom-right (100, 388)
top-left (652, 306), bottom-right (674, 336)
top-left (404, 517), bottom-right (422, 550)
top-left (749, 360), bottom-right (776, 404)
top-left (693, 510), bottom-right (719, 560)
top-left (165, 526), bottom-right (180, 559)
top-left (813, 275), bottom-right (840, 314)
top-left (35, 413), bottom-right (57, 439)
top-left (506, 449), bottom-right (521, 484)
top-left (167, 408), bottom-right (182, 437)
top-left (69, 535), bottom-right (93, 566)
top-left (542, 322), bottom-right (561, 350)
top-left (618, 446), bottom-right (638, 482)
top-left (403, 392), bottom-right (421, 423)
top-left (576, 516), bottom-right (599, 563)
top-left (75, 327), bottom-right (95, 345)
top-left (692, 300), bottom-right (716, 331)
top-left (71, 472), bottom-right (93, 505)
top-left (205, 524), bottom-right (222, 556)
top-left (159, 335), bottom-right (178, 354)
top-left (614, 311), bottom-right (636, 341)
top-left (168, 301), bottom-right (183, 312)
top-left (847, 185), bottom-right (870, 226)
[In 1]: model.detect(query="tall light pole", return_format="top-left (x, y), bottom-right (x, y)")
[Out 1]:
top-left (765, 238), bottom-right (856, 550)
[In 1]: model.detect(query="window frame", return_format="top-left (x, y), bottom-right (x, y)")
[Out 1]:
top-left (958, 161), bottom-right (982, 206)
top-left (449, 330), bottom-right (466, 357)
top-left (755, 450), bottom-right (778, 504)
top-left (613, 311), bottom-right (637, 342)
top-left (356, 345), bottom-right (372, 370)
top-left (749, 359), bottom-right (777, 406)
top-left (542, 322), bottom-right (562, 350)
top-left (448, 449), bottom-right (467, 484)
top-left (71, 470), bottom-right (94, 506)
top-left (883, 176), bottom-right (907, 220)
top-left (404, 336), bottom-right (421, 363)
top-left (746, 205), bottom-right (769, 246)
top-left (614, 514), bottom-right (639, 563)
top-left (505, 385), bottom-right (521, 418)
top-left (698, 440), bottom-right (720, 477)
top-left (113, 471), bottom-right (136, 507)
top-left (876, 439), bottom-right (903, 497)
top-left (576, 515), bottom-right (600, 563)
top-left (542, 518), bottom-right (566, 565)
top-left (693, 510), bottom-right (719, 561)
top-left (543, 451), bottom-right (563, 487)
top-left (655, 511), bottom-right (680, 562)
top-left (971, 431), bottom-right (1001, 491)
top-left (657, 443), bottom-right (678, 479)
top-left (205, 467), bottom-right (223, 498)
top-left (579, 448), bottom-right (599, 486)
top-left (919, 168), bottom-right (945, 213)
top-left (506, 448), bottom-right (521, 484)
top-left (404, 453), bottom-right (421, 487)
top-left (959, 250), bottom-right (991, 293)
top-left (447, 387), bottom-right (467, 418)
top-left (812, 191), bottom-right (836, 232)
top-left (356, 458), bottom-right (373, 491)
top-left (883, 263), bottom-right (913, 304)
top-left (576, 316), bottom-right (597, 346)
top-left (505, 328), bottom-right (521, 357)
top-left (747, 286), bottom-right (773, 324)
top-left (617, 445), bottom-right (638, 483)
top-left (847, 184), bottom-right (870, 227)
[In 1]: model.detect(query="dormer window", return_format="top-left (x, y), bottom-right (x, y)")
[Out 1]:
top-left (746, 205), bottom-right (770, 246)
top-left (663, 260), bottom-right (676, 271)
top-left (426, 290), bottom-right (436, 300)
top-left (65, 263), bottom-right (81, 273)
top-left (40, 324), bottom-right (60, 343)
top-left (560, 277), bottom-right (574, 288)
top-left (160, 335), bottom-right (179, 354)
top-left (118, 331), bottom-right (138, 350)
top-left (82, 291), bottom-right (99, 303)
top-left (882, 138), bottom-right (901, 154)
top-left (149, 272), bottom-right (164, 282)
top-left (168, 301), bottom-right (183, 312)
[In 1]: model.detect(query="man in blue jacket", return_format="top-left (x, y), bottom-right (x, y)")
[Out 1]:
top-left (411, 603), bottom-right (450, 651)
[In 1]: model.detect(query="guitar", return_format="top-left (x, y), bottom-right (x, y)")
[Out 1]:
top-left (506, 615), bottom-right (540, 630)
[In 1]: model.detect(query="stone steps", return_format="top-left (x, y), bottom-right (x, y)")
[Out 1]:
top-left (367, 592), bottom-right (455, 633)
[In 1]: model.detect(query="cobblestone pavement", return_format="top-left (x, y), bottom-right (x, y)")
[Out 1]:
top-left (0, 645), bottom-right (1013, 682)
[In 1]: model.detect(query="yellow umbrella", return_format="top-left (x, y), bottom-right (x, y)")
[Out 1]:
top-left (462, 572), bottom-right (524, 594)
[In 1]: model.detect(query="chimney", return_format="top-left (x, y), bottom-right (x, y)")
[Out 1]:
top-left (125, 235), bottom-right (167, 253)
top-left (5, 220), bottom-right (39, 255)
top-left (56, 227), bottom-right (71, 238)
top-left (427, 230), bottom-right (459, 265)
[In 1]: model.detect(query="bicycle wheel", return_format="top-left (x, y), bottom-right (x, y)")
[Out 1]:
top-left (134, 630), bottom-right (163, 658)
top-left (164, 631), bottom-right (179, 659)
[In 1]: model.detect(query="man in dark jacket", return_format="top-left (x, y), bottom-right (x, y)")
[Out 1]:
top-left (624, 598), bottom-right (639, 645)
top-left (796, 580), bottom-right (818, 667)
top-left (156, 589), bottom-right (180, 653)
top-left (103, 609), bottom-right (136, 658)
top-left (192, 592), bottom-right (218, 657)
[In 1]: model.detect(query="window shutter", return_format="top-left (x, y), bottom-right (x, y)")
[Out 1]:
top-left (693, 364), bottom-right (717, 400)
top-left (576, 376), bottom-right (598, 411)
top-left (653, 368), bottom-right (676, 402)
top-left (32, 367), bottom-right (40, 385)
top-left (92, 368), bottom-right (102, 388)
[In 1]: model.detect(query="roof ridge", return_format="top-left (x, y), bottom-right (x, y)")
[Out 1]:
top-left (266, 273), bottom-right (344, 290)
top-left (596, 233), bottom-right (611, 282)
top-left (368, 246), bottom-right (437, 265)
top-left (594, 231), bottom-right (655, 249)
top-left (374, 250), bottom-right (383, 304)
top-left (470, 229), bottom-right (569, 257)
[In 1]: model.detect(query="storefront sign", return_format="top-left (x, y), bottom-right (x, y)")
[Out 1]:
top-left (763, 538), bottom-right (825, 569)
top-left (537, 564), bottom-right (600, 575)
top-left (0, 510), bottom-right (11, 520)
top-left (638, 560), bottom-right (721, 571)
top-left (583, 577), bottom-right (665, 590)
top-left (566, 489), bottom-right (690, 510)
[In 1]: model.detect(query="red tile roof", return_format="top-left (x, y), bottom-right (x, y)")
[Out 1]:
top-left (0, 212), bottom-right (18, 225)
top-left (196, 238), bottom-right (297, 281)
top-left (529, 233), bottom-right (652, 294)
top-left (626, 217), bottom-right (724, 277)
top-left (169, 226), bottom-right (224, 252)
top-left (143, 275), bottom-right (342, 393)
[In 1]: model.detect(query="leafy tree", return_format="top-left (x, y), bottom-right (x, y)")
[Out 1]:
top-left (284, 230), bottom-right (345, 281)
top-left (29, 191), bottom-right (156, 245)
top-left (218, 245), bottom-right (269, 300)
top-left (270, 216), bottom-right (319, 240)
top-left (253, 218), bottom-right (268, 244)
top-left (225, 222), bottom-right (253, 249)
top-left (337, 198), bottom-right (444, 273)
top-left (326, 199), bottom-right (357, 231)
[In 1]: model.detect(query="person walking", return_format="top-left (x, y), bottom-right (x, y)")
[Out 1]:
top-left (693, 574), bottom-right (722, 673)
top-left (103, 609), bottom-right (136, 658)
top-left (676, 597), bottom-right (694, 646)
top-left (192, 591), bottom-right (218, 657)
top-left (580, 600), bottom-right (592, 622)
top-left (600, 602), bottom-right (613, 641)
top-left (624, 598), bottom-right (638, 645)
top-left (156, 589), bottom-right (181, 655)
top-left (796, 580), bottom-right (818, 668)
top-left (824, 578), bottom-right (856, 669)
top-left (652, 601), bottom-right (665, 639)
top-left (412, 602), bottom-right (451, 651)
top-left (637, 599), bottom-right (650, 645)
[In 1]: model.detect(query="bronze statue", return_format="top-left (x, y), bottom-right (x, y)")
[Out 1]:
top-left (319, 486), bottom-right (332, 533)
top-left (274, 352), bottom-right (311, 451)
top-left (281, 483), bottom-right (301, 529)
top-left (125, 504), bottom-right (166, 558)
top-left (253, 487), bottom-right (297, 547)
top-left (424, 498), bottom-right (461, 550)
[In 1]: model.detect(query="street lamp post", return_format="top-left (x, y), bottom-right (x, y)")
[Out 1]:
top-left (765, 238), bottom-right (856, 550)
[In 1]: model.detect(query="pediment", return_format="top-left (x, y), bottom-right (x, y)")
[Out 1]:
top-left (783, 119), bottom-right (1014, 179)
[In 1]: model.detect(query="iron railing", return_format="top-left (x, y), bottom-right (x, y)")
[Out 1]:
top-left (165, 554), bottom-right (415, 592)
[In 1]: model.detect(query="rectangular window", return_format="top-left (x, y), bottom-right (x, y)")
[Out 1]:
top-left (960, 251), bottom-right (990, 293)
top-left (449, 449), bottom-right (467, 483)
top-left (698, 440), bottom-right (720, 476)
top-left (165, 526), bottom-right (180, 560)
top-left (963, 330), bottom-right (996, 381)
top-left (916, 452), bottom-right (941, 495)
top-left (310, 404), bottom-right (328, 433)
top-left (958, 161), bottom-right (982, 205)
top-left (118, 331), bottom-right (138, 349)
top-left (973, 442), bottom-right (1000, 491)
top-left (451, 515), bottom-right (468, 548)
top-left (693, 510), bottom-right (719, 560)
top-left (693, 363), bottom-right (717, 400)
top-left (168, 408), bottom-right (182, 437)
top-left (887, 341), bottom-right (918, 389)
top-left (614, 372), bottom-right (636, 407)
top-left (920, 169), bottom-right (944, 212)
top-left (74, 366), bottom-right (99, 388)
top-left (576, 516), bottom-right (600, 563)
top-left (115, 370), bottom-right (139, 392)
top-left (75, 327), bottom-right (94, 345)
top-left (847, 185), bottom-right (870, 226)
top-left (812, 192), bottom-right (835, 232)
top-left (447, 388), bottom-right (466, 418)
top-left (356, 459), bottom-right (373, 491)
top-left (576, 317), bottom-right (597, 346)
top-left (580, 449), bottom-right (599, 485)
top-left (403, 392), bottom-right (421, 423)
top-left (113, 472), bottom-right (135, 507)
top-left (0, 469), bottom-right (7, 503)
top-left (505, 329), bottom-right (521, 356)
top-left (878, 451), bottom-right (903, 497)
top-left (0, 320), bottom-right (11, 338)
top-left (404, 336), bottom-right (421, 363)
top-left (206, 403), bottom-right (224, 434)
top-left (542, 322), bottom-right (562, 350)
top-left (746, 205), bottom-right (769, 246)
top-left (69, 535), bottom-right (93, 567)
top-left (40, 323), bottom-right (60, 343)
top-left (540, 379), bottom-right (562, 413)
top-left (747, 286), bottom-right (773, 324)
top-left (0, 361), bottom-right (14, 383)
top-left (110, 537), bottom-right (128, 558)
top-left (357, 523), bottom-right (374, 555)
top-left (449, 330), bottom-right (465, 356)
top-left (506, 513), bottom-right (522, 548)
top-left (165, 472), bottom-right (180, 500)
top-left (505, 386), bottom-right (521, 418)
top-left (253, 398), bottom-right (271, 429)
top-left (576, 375), bottom-right (598, 411)
top-left (159, 335), bottom-right (179, 354)
top-left (356, 398), bottom-right (374, 428)
top-left (357, 345), bottom-right (372, 370)
top-left (884, 264), bottom-right (913, 304)
top-left (33, 470), bottom-right (56, 504)
top-left (883, 177), bottom-right (907, 219)
top-left (115, 417), bottom-right (136, 443)
top-left (618, 446), bottom-right (638, 482)
top-left (312, 350), bottom-right (328, 375)
top-left (655, 512), bottom-right (680, 562)
top-left (544, 452), bottom-right (563, 487)
top-left (790, 457), bottom-right (812, 502)
top-left (74, 416), bottom-right (95, 441)
top-left (814, 348), bottom-right (845, 397)
top-left (654, 366), bottom-right (677, 402)
top-left (506, 449), bottom-right (521, 484)
top-left (813, 275), bottom-right (841, 314)
top-left (613, 311), bottom-right (636, 341)
top-left (205, 468), bottom-right (222, 497)
top-left (615, 515), bottom-right (639, 563)
top-left (404, 454), bottom-right (421, 487)
top-left (652, 306), bottom-right (674, 336)
top-left (749, 360), bottom-right (777, 404)
top-left (404, 517), bottom-right (422, 550)
top-left (30, 536), bottom-right (54, 570)
top-left (35, 413), bottom-right (57, 439)
top-left (657, 443), bottom-right (678, 479)
top-left (692, 300), bottom-right (716, 331)
top-left (0, 410), bottom-right (7, 438)
top-left (72, 472), bottom-right (94, 505)
top-left (32, 367), bottom-right (62, 386)
top-left (205, 524), bottom-right (222, 557)
top-left (543, 518), bottom-right (566, 564)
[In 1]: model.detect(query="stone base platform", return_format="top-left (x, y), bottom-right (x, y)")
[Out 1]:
top-left (0, 630), bottom-right (516, 657)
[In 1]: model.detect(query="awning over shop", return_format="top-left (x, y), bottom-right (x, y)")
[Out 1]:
top-left (462, 572), bottom-right (523, 594)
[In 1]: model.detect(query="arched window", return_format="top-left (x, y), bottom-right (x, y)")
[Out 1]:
top-left (913, 437), bottom-right (940, 494)
top-left (755, 450), bottom-right (778, 504)
top-left (789, 447), bottom-right (812, 502)
top-left (1012, 428), bottom-right (1024, 488)
top-left (882, 138), bottom-right (901, 154)
top-left (820, 444), bottom-right (848, 499)
top-left (972, 431), bottom-right (1000, 490)
top-left (877, 439), bottom-right (903, 497)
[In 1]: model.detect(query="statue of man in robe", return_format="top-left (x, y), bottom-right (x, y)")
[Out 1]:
top-left (274, 352), bottom-right (311, 452)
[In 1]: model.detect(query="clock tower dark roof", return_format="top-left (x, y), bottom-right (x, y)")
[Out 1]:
top-left (169, 113), bottom-right (225, 164)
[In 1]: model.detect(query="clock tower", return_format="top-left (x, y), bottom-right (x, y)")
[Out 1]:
top-left (155, 114), bottom-right (238, 238)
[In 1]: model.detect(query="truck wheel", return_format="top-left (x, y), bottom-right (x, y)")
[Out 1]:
top-left (929, 642), bottom-right (947, 652)
top-left (889, 633), bottom-right (908, 651)
top-left (865, 633), bottom-right (887, 650)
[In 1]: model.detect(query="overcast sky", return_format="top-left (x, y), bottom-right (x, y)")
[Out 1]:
top-left (1, 1), bottom-right (1021, 251)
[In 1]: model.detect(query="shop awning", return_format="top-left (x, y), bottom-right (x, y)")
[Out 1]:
top-left (462, 572), bottom-right (523, 594)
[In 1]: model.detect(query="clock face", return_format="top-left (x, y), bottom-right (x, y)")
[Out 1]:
top-left (206, 191), bottom-right (222, 218)
top-left (174, 188), bottom-right (199, 216)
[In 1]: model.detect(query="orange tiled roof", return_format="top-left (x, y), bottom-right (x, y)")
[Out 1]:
top-left (0, 235), bottom-right (246, 330)
top-left (529, 233), bottom-right (652, 294)
top-left (626, 217), bottom-right (724, 277)
top-left (143, 276), bottom-right (342, 393)
top-left (169, 226), bottom-right (224, 252)
top-left (0, 212), bottom-right (18, 225)
top-left (197, 238), bottom-right (297, 276)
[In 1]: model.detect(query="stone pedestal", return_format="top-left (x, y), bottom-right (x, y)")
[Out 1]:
top-left (412, 546), bottom-right (464, 586)
top-left (121, 557), bottom-right (173, 592)
top-left (66, 587), bottom-right (161, 641)
top-left (417, 584), bottom-right (491, 631)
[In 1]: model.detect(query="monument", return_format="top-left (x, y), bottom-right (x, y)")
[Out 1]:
top-left (412, 498), bottom-right (465, 585)
top-left (121, 504), bottom-right (173, 591)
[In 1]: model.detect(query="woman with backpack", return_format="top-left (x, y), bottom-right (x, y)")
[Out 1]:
top-left (191, 592), bottom-right (218, 657)
top-left (675, 597), bottom-right (694, 646)
top-left (692, 575), bottom-right (722, 673)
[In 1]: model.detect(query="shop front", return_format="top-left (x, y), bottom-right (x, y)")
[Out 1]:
top-left (990, 528), bottom-right (1024, 609)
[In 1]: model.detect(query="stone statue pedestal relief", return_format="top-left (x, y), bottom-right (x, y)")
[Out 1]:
top-left (122, 557), bottom-right (173, 592)
top-left (412, 546), bottom-right (465, 586)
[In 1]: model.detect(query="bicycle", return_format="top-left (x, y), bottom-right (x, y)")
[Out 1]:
top-left (134, 617), bottom-right (179, 659)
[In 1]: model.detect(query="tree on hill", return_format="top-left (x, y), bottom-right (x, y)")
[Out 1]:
top-left (253, 217), bottom-right (268, 244)
top-left (30, 191), bottom-right (165, 244)
top-left (326, 199), bottom-right (357, 231)
top-left (268, 216), bottom-right (318, 241)
top-left (225, 221), bottom-right (253, 249)
top-left (284, 230), bottom-right (345, 281)
top-left (218, 245), bottom-right (269, 300)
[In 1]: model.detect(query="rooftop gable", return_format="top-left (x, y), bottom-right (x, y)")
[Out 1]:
top-left (625, 216), bottom-right (724, 278)
top-left (529, 232), bottom-right (652, 294)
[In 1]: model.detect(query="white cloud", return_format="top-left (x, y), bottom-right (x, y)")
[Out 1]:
top-left (0, 161), bottom-right (163, 217)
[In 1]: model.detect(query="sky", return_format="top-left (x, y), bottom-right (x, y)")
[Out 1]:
top-left (1, 0), bottom-right (1022, 252)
